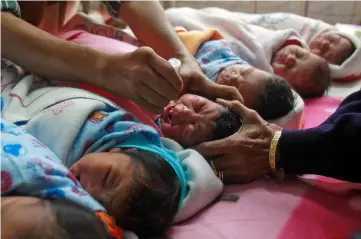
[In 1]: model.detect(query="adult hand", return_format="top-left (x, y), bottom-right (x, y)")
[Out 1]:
top-left (99, 47), bottom-right (183, 113)
top-left (178, 56), bottom-right (244, 103)
top-left (194, 99), bottom-right (282, 184)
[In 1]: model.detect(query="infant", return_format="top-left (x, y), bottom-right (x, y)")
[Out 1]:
top-left (1, 121), bottom-right (116, 239)
top-left (70, 146), bottom-right (181, 237)
top-left (161, 93), bottom-right (294, 147)
top-left (1, 116), bottom-right (180, 238)
top-left (195, 39), bottom-right (295, 109)
top-left (66, 110), bottom-right (183, 238)
top-left (1, 196), bottom-right (112, 239)
top-left (309, 32), bottom-right (355, 66)
top-left (271, 43), bottom-right (331, 97)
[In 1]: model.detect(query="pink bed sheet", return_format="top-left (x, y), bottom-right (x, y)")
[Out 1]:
top-left (171, 97), bottom-right (361, 239)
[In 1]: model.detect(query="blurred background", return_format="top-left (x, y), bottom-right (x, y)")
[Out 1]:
top-left (80, 1), bottom-right (361, 27)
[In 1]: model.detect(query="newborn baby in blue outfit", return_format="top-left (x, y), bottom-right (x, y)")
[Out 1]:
top-left (1, 120), bottom-right (112, 239)
top-left (195, 40), bottom-right (295, 120)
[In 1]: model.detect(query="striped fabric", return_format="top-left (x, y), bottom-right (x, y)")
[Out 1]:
top-left (1, 0), bottom-right (20, 16)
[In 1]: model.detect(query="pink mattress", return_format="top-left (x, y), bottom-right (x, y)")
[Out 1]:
top-left (170, 97), bottom-right (361, 239)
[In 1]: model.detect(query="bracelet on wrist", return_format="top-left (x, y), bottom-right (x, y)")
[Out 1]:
top-left (269, 130), bottom-right (285, 181)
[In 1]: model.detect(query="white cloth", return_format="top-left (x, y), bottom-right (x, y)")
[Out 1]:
top-left (188, 8), bottom-right (361, 81)
top-left (166, 7), bottom-right (308, 74)
top-left (201, 9), bottom-right (332, 44)
top-left (161, 138), bottom-right (223, 223)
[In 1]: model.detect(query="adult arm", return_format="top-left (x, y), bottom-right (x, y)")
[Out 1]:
top-left (278, 91), bottom-right (361, 183)
top-left (2, 9), bottom-right (182, 113)
top-left (104, 1), bottom-right (191, 60)
top-left (195, 91), bottom-right (361, 183)
top-left (1, 11), bottom-right (105, 84)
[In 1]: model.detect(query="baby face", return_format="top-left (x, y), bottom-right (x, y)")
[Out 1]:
top-left (309, 32), bottom-right (354, 65)
top-left (271, 45), bottom-right (326, 94)
top-left (161, 94), bottom-right (225, 147)
top-left (216, 64), bottom-right (269, 107)
top-left (2, 196), bottom-right (54, 238)
top-left (70, 148), bottom-right (134, 212)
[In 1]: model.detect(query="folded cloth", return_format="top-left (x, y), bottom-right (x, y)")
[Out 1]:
top-left (176, 28), bottom-right (224, 55)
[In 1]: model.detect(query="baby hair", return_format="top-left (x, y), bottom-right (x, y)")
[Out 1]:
top-left (293, 59), bottom-right (331, 98)
top-left (18, 198), bottom-right (112, 239)
top-left (213, 107), bottom-right (242, 140)
top-left (102, 150), bottom-right (181, 238)
top-left (255, 75), bottom-right (295, 120)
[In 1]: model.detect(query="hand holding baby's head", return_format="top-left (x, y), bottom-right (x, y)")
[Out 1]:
top-left (161, 94), bottom-right (242, 147)
top-left (161, 76), bottom-right (295, 147)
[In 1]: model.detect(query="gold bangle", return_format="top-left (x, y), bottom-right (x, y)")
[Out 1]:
top-left (269, 130), bottom-right (282, 173)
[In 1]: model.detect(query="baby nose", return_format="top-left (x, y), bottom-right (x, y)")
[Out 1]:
top-left (228, 71), bottom-right (241, 85)
top-left (320, 39), bottom-right (330, 52)
top-left (222, 71), bottom-right (239, 84)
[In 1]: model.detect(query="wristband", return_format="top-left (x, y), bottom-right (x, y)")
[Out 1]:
top-left (269, 131), bottom-right (281, 172)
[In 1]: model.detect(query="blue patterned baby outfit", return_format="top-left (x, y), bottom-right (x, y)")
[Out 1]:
top-left (195, 39), bottom-right (250, 81)
top-left (1, 119), bottom-right (105, 211)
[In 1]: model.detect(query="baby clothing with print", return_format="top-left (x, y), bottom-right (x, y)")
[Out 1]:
top-left (1, 119), bottom-right (105, 211)
top-left (195, 39), bottom-right (250, 81)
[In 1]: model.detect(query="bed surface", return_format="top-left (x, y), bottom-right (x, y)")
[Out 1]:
top-left (169, 78), bottom-right (361, 239)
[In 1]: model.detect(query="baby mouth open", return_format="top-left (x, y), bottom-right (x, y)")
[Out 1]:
top-left (273, 48), bottom-right (288, 64)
